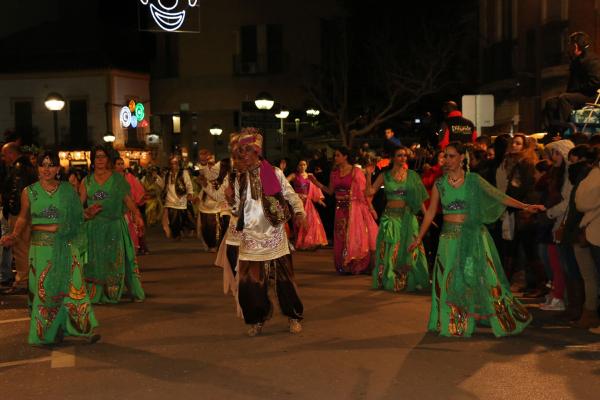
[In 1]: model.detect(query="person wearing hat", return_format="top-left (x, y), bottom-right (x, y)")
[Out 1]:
top-left (543, 32), bottom-right (600, 136)
top-left (231, 128), bottom-right (306, 337)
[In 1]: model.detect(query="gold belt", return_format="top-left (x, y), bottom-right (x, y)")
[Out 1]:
top-left (31, 230), bottom-right (56, 246)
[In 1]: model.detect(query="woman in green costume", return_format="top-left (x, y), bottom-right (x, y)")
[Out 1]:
top-left (367, 146), bottom-right (430, 292)
top-left (409, 142), bottom-right (544, 337)
top-left (80, 145), bottom-right (145, 304)
top-left (1, 151), bottom-right (100, 345)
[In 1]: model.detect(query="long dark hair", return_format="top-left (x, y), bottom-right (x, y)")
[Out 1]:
top-left (335, 146), bottom-right (355, 165)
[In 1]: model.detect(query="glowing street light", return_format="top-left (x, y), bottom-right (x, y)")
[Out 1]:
top-left (209, 125), bottom-right (223, 136)
top-left (306, 108), bottom-right (320, 117)
top-left (254, 92), bottom-right (275, 110)
top-left (45, 92), bottom-right (65, 147)
top-left (103, 133), bottom-right (116, 143)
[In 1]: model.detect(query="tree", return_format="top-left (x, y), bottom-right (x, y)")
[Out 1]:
top-left (306, 10), bottom-right (474, 148)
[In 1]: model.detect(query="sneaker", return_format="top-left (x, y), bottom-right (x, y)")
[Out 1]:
top-left (540, 298), bottom-right (566, 311)
top-left (542, 294), bottom-right (553, 305)
top-left (247, 323), bottom-right (263, 337)
top-left (289, 319), bottom-right (302, 334)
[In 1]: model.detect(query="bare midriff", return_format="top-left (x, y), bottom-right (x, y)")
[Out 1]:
top-left (443, 214), bottom-right (466, 223)
top-left (32, 224), bottom-right (59, 233)
top-left (387, 200), bottom-right (406, 208)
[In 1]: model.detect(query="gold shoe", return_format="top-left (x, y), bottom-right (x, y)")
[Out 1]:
top-left (247, 323), bottom-right (263, 337)
top-left (289, 319), bottom-right (302, 334)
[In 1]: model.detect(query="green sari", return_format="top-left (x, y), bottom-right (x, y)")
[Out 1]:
top-left (373, 169), bottom-right (430, 292)
top-left (429, 173), bottom-right (531, 337)
top-left (27, 182), bottom-right (98, 345)
top-left (83, 173), bottom-right (145, 304)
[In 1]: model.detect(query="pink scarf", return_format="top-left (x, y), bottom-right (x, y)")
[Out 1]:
top-left (259, 159), bottom-right (281, 195)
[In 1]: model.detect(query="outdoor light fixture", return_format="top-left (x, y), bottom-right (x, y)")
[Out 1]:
top-left (209, 125), bottom-right (223, 136)
top-left (44, 92), bottom-right (65, 148)
top-left (275, 110), bottom-right (290, 119)
top-left (44, 93), bottom-right (65, 111)
top-left (103, 133), bottom-right (116, 143)
top-left (306, 108), bottom-right (320, 117)
top-left (254, 92), bottom-right (275, 110)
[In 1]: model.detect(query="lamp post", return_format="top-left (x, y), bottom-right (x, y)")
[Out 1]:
top-left (254, 92), bottom-right (274, 158)
top-left (210, 124), bottom-right (223, 154)
top-left (275, 108), bottom-right (289, 156)
top-left (44, 92), bottom-right (65, 148)
top-left (103, 133), bottom-right (116, 146)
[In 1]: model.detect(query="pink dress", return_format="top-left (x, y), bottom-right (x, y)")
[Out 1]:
top-left (124, 172), bottom-right (145, 250)
top-left (292, 174), bottom-right (328, 249)
top-left (332, 167), bottom-right (378, 274)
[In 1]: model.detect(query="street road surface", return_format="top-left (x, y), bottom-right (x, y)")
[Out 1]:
top-left (1, 229), bottom-right (599, 400)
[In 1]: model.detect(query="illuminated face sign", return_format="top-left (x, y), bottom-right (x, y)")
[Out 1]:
top-left (139, 0), bottom-right (198, 32)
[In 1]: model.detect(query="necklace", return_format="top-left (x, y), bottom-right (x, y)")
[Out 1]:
top-left (40, 181), bottom-right (59, 196)
top-left (392, 168), bottom-right (407, 181)
top-left (447, 172), bottom-right (464, 187)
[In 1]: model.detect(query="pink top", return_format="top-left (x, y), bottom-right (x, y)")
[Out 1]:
top-left (292, 174), bottom-right (311, 195)
top-left (332, 170), bottom-right (352, 198)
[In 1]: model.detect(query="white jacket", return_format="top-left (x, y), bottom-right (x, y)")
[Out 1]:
top-left (576, 166), bottom-right (600, 246)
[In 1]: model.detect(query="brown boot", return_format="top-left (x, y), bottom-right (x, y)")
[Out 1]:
top-left (573, 309), bottom-right (600, 329)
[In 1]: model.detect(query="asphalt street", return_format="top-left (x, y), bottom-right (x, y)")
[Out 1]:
top-left (1, 228), bottom-right (599, 400)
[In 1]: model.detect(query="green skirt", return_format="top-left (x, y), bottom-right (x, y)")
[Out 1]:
top-left (84, 217), bottom-right (145, 304)
top-left (372, 207), bottom-right (430, 292)
top-left (428, 222), bottom-right (532, 337)
top-left (28, 231), bottom-right (98, 345)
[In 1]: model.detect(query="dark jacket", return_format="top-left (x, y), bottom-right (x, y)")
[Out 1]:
top-left (2, 155), bottom-right (37, 218)
top-left (567, 50), bottom-right (600, 97)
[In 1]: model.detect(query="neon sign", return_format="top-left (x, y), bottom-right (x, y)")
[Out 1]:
top-left (120, 100), bottom-right (147, 128)
top-left (120, 107), bottom-right (132, 128)
top-left (139, 1), bottom-right (198, 32)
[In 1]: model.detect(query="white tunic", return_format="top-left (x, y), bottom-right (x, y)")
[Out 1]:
top-left (235, 166), bottom-right (304, 261)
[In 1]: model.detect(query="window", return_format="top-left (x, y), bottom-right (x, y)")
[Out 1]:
top-left (234, 24), bottom-right (284, 75)
top-left (69, 99), bottom-right (88, 148)
top-left (14, 101), bottom-right (33, 145)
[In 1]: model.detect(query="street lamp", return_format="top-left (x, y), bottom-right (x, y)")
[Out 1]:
top-left (275, 108), bottom-right (289, 156)
top-left (306, 108), bottom-right (320, 117)
top-left (209, 125), bottom-right (223, 136)
top-left (44, 92), bottom-right (65, 148)
top-left (210, 124), bottom-right (223, 154)
top-left (103, 133), bottom-right (116, 143)
top-left (254, 92), bottom-right (274, 111)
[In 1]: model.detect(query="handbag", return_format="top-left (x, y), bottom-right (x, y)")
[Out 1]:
top-left (553, 207), bottom-right (568, 243)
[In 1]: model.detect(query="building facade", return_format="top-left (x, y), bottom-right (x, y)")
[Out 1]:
top-left (148, 0), bottom-right (342, 160)
top-left (478, 0), bottom-right (600, 134)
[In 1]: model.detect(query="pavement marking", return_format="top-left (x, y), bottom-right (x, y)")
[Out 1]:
top-left (0, 356), bottom-right (51, 369)
top-left (0, 317), bottom-right (30, 324)
top-left (0, 347), bottom-right (76, 369)
top-left (50, 347), bottom-right (76, 368)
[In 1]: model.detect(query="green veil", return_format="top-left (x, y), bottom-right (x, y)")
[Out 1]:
top-left (44, 183), bottom-right (86, 297)
top-left (445, 173), bottom-right (508, 317)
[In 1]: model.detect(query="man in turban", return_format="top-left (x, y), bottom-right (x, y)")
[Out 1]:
top-left (230, 128), bottom-right (306, 337)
